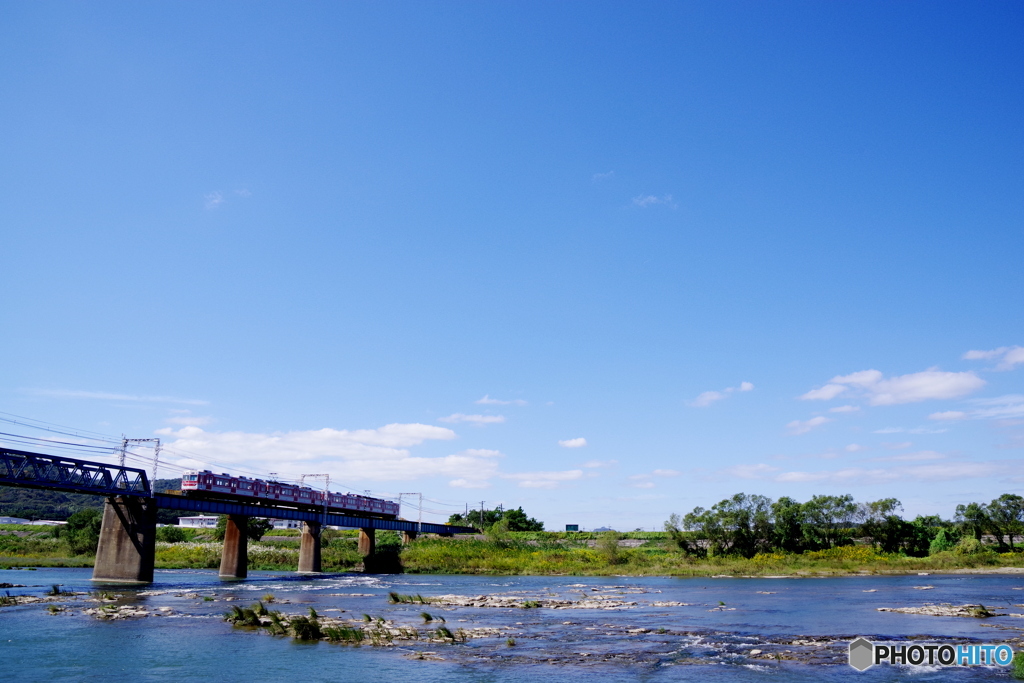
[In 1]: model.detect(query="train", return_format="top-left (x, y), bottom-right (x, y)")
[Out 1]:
top-left (180, 470), bottom-right (400, 519)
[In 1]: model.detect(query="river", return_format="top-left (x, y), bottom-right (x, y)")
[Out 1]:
top-left (2, 568), bottom-right (1022, 681)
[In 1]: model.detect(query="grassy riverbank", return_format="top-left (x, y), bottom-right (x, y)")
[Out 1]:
top-left (4, 527), bottom-right (1024, 576)
top-left (399, 536), bottom-right (1024, 576)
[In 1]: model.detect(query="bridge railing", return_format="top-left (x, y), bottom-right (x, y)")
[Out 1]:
top-left (0, 447), bottom-right (151, 497)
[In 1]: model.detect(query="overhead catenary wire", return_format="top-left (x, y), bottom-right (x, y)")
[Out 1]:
top-left (0, 413), bottom-right (477, 520)
top-left (0, 411), bottom-right (123, 443)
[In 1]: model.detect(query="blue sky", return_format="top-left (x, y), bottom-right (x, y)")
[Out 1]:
top-left (2, 2), bottom-right (1022, 529)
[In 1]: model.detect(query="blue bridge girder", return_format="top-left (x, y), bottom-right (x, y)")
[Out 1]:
top-left (0, 447), bottom-right (475, 535)
top-left (154, 493), bottom-right (471, 534)
top-left (0, 447), bottom-right (150, 497)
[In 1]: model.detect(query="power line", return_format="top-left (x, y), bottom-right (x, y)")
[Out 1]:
top-left (0, 411), bottom-right (121, 443)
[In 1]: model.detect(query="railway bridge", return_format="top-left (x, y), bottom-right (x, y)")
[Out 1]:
top-left (0, 447), bottom-right (476, 583)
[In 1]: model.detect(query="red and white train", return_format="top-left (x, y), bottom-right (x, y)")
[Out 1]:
top-left (180, 470), bottom-right (400, 519)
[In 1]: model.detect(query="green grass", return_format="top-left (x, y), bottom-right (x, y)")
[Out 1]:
top-left (2, 530), bottom-right (1023, 576)
top-left (399, 536), bottom-right (1024, 576)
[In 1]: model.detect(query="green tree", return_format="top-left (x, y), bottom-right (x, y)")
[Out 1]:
top-left (860, 498), bottom-right (910, 554)
top-left (771, 496), bottom-right (805, 553)
top-left (929, 527), bottom-right (961, 554)
top-left (985, 494), bottom-right (1024, 551)
top-left (801, 494), bottom-right (857, 550)
top-left (664, 513), bottom-right (704, 556)
top-left (955, 502), bottom-right (989, 541)
top-left (64, 508), bottom-right (102, 555)
top-left (501, 507), bottom-right (544, 531)
top-left (448, 506), bottom-right (543, 531)
top-left (247, 518), bottom-right (274, 542)
top-left (595, 530), bottom-right (622, 564)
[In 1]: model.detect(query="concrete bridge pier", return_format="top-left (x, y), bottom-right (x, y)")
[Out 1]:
top-left (358, 527), bottom-right (375, 557)
top-left (401, 530), bottom-right (417, 545)
top-left (297, 521), bottom-right (322, 573)
top-left (92, 496), bottom-right (157, 583)
top-left (218, 514), bottom-right (249, 579)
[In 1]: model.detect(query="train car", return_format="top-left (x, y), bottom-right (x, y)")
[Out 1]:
top-left (180, 470), bottom-right (400, 519)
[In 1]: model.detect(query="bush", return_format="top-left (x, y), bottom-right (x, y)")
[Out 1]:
top-left (1012, 650), bottom-right (1024, 680)
top-left (929, 527), bottom-right (959, 555)
top-left (156, 526), bottom-right (188, 543)
top-left (596, 531), bottom-right (622, 564)
top-left (64, 509), bottom-right (102, 555)
top-left (954, 537), bottom-right (993, 556)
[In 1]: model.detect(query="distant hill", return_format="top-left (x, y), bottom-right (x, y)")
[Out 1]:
top-left (0, 478), bottom-right (183, 522)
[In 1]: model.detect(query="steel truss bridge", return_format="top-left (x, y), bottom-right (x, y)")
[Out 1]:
top-left (0, 446), bottom-right (469, 534)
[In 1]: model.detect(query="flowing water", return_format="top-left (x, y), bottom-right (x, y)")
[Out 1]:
top-left (2, 568), bottom-right (1023, 681)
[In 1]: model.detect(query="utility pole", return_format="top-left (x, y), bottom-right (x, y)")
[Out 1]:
top-left (300, 474), bottom-right (331, 524)
top-left (399, 493), bottom-right (422, 528)
top-left (121, 438), bottom-right (161, 483)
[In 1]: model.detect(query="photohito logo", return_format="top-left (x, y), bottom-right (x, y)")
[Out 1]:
top-left (848, 638), bottom-right (1014, 671)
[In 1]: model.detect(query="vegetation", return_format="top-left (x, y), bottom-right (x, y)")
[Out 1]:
top-left (447, 506), bottom-right (543, 531)
top-left (1012, 650), bottom-right (1024, 680)
top-left (666, 493), bottom-right (986, 559)
top-left (212, 515), bottom-right (275, 542)
top-left (2, 491), bottom-right (1023, 577)
top-left (0, 478), bottom-right (184, 524)
top-left (55, 509), bottom-right (103, 555)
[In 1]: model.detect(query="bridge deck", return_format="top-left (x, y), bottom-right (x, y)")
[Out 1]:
top-left (155, 493), bottom-right (472, 535)
top-left (0, 447), bottom-right (475, 535)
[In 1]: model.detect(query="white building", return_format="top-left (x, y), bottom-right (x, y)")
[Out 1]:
top-left (272, 519), bottom-right (302, 530)
top-left (178, 515), bottom-right (219, 529)
top-left (0, 516), bottom-right (29, 525)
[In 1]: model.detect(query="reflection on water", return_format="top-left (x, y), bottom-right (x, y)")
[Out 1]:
top-left (2, 568), bottom-right (1023, 681)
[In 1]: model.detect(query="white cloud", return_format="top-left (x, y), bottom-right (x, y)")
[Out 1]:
top-left (166, 415), bottom-right (213, 426)
top-left (438, 413), bottom-right (506, 425)
top-left (688, 381), bottom-right (754, 407)
top-left (475, 395), bottom-right (527, 406)
top-left (726, 463), bottom-right (780, 479)
top-left (872, 450), bottom-right (946, 462)
top-left (234, 188), bottom-right (251, 197)
top-left (448, 478), bottom-right (491, 489)
top-left (729, 459), bottom-right (1001, 486)
top-left (501, 469), bottom-right (584, 489)
top-left (829, 405), bottom-right (860, 413)
top-left (929, 410), bottom-right (967, 421)
top-left (26, 388), bottom-right (208, 406)
top-left (964, 346), bottom-right (1024, 371)
top-left (632, 194), bottom-right (678, 209)
top-left (800, 384), bottom-right (848, 401)
top-left (558, 437), bottom-right (587, 448)
top-left (800, 368), bottom-right (984, 405)
top-left (872, 426), bottom-right (948, 435)
top-left (154, 423), bottom-right (489, 489)
top-left (592, 171), bottom-right (615, 182)
top-left (582, 459), bottom-right (617, 468)
top-left (690, 390), bottom-right (726, 407)
top-left (845, 443), bottom-right (865, 452)
top-left (786, 416), bottom-right (831, 435)
top-left (969, 395), bottom-right (1024, 420)
top-left (652, 469), bottom-right (681, 477)
top-left (624, 468), bottom-right (680, 486)
top-left (204, 191), bottom-right (224, 209)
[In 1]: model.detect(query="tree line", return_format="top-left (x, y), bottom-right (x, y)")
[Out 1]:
top-left (664, 492), bottom-right (1024, 558)
top-left (448, 506), bottom-right (544, 531)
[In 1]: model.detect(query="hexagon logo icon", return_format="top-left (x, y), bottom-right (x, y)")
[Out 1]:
top-left (849, 637), bottom-right (874, 671)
